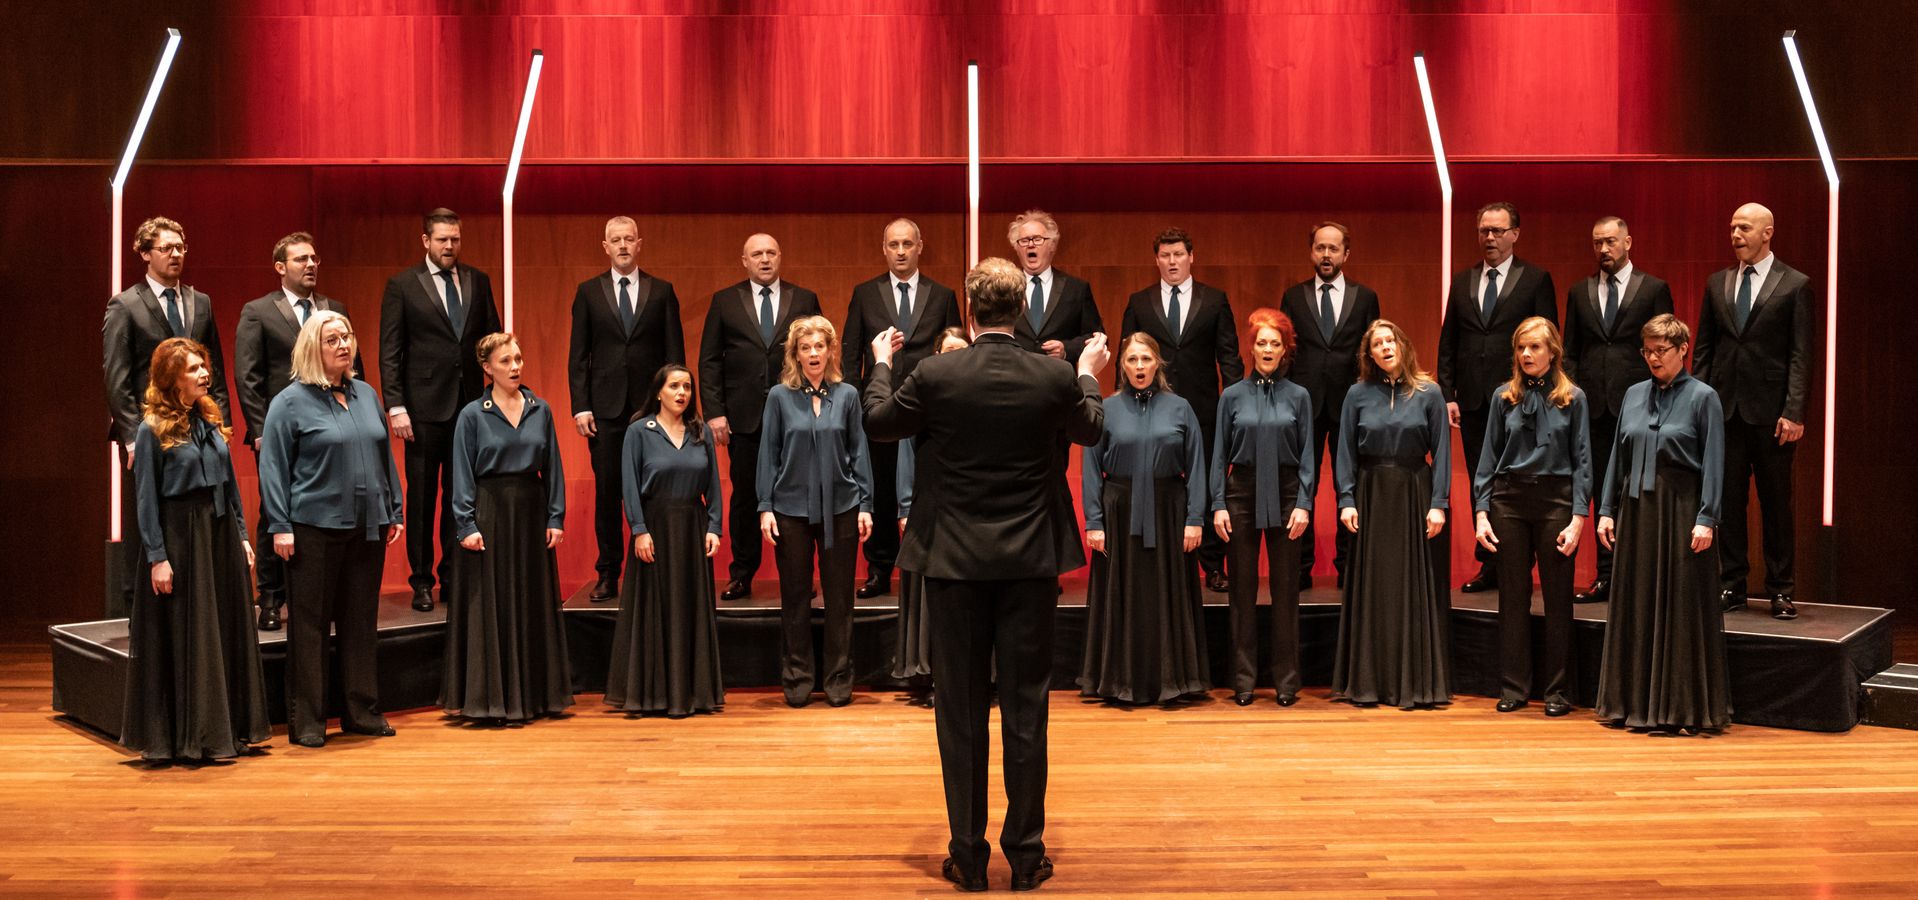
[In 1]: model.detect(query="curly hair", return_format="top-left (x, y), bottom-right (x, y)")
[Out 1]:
top-left (143, 337), bottom-right (231, 449)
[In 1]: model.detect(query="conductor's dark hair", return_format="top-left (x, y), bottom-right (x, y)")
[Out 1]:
top-left (966, 257), bottom-right (1027, 329)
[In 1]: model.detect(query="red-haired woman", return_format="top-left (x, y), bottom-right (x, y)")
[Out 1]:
top-left (1210, 309), bottom-right (1315, 706)
top-left (121, 337), bottom-right (270, 761)
top-left (1471, 317), bottom-right (1593, 718)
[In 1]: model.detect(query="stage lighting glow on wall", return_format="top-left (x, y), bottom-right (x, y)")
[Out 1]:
top-left (967, 60), bottom-right (980, 269)
top-left (1784, 30), bottom-right (1839, 527)
top-left (501, 48), bottom-right (545, 332)
top-left (1413, 53), bottom-right (1453, 311)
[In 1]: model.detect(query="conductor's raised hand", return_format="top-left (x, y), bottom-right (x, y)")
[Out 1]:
top-left (1078, 332), bottom-right (1112, 379)
top-left (871, 327), bottom-right (903, 368)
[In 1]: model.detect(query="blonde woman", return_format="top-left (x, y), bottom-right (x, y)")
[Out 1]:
top-left (121, 337), bottom-right (269, 761)
top-left (757, 315), bottom-right (874, 707)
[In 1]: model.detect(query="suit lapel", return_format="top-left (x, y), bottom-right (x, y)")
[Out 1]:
top-left (415, 266), bottom-right (453, 331)
top-left (273, 290), bottom-right (301, 331)
top-left (1037, 274), bottom-right (1068, 335)
top-left (778, 284), bottom-right (802, 341)
top-left (899, 278), bottom-right (937, 344)
top-left (1753, 264), bottom-right (1786, 318)
top-left (1146, 288), bottom-right (1173, 343)
top-left (600, 272), bottom-right (622, 331)
top-left (1332, 282), bottom-right (1360, 336)
top-left (459, 268), bottom-right (477, 336)
top-left (130, 283), bottom-right (165, 336)
top-left (1617, 271), bottom-right (1646, 332)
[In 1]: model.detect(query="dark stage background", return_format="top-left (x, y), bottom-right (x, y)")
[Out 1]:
top-left (4, 2), bottom-right (1915, 631)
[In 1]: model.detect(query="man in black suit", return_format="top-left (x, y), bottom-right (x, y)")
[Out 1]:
top-left (568, 215), bottom-right (685, 602)
top-left (379, 208), bottom-right (501, 612)
top-left (1694, 202), bottom-right (1811, 621)
top-left (1278, 222), bottom-right (1381, 590)
top-left (863, 257), bottom-right (1109, 894)
top-left (1439, 202), bottom-right (1559, 592)
top-left (1007, 209), bottom-right (1104, 364)
top-left (841, 217), bottom-right (964, 599)
top-left (1562, 216), bottom-right (1673, 605)
top-left (102, 216), bottom-right (232, 618)
top-left (1119, 227), bottom-right (1241, 591)
top-left (698, 233), bottom-right (822, 601)
top-left (234, 231), bottom-right (360, 630)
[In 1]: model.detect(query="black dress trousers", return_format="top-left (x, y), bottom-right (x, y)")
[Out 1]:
top-left (772, 508), bottom-right (858, 703)
top-left (587, 417), bottom-right (632, 581)
top-left (863, 437), bottom-right (900, 577)
top-left (725, 430), bottom-right (765, 584)
top-left (1223, 465), bottom-right (1304, 698)
top-left (402, 417), bottom-right (458, 594)
top-left (285, 523), bottom-right (387, 742)
top-left (1718, 417), bottom-right (1797, 596)
top-left (1488, 474), bottom-right (1577, 706)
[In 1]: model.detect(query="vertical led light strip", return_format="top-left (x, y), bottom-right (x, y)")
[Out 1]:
top-left (1783, 31), bottom-right (1838, 527)
top-left (967, 60), bottom-right (981, 268)
top-left (1413, 54), bottom-right (1453, 312)
top-left (501, 49), bottom-right (545, 332)
top-left (107, 26), bottom-right (182, 543)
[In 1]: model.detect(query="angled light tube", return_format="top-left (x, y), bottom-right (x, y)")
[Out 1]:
top-left (1784, 30), bottom-right (1839, 527)
top-left (501, 48), bottom-right (544, 332)
top-left (1413, 54), bottom-right (1453, 312)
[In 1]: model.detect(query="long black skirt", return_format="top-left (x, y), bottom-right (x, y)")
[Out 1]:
top-left (1078, 477), bottom-right (1210, 704)
top-left (606, 497), bottom-right (726, 716)
top-left (441, 474), bottom-right (574, 721)
top-left (1595, 468), bottom-right (1730, 732)
top-left (892, 571), bottom-right (931, 679)
top-left (120, 490), bottom-right (271, 760)
top-left (1331, 460), bottom-right (1451, 709)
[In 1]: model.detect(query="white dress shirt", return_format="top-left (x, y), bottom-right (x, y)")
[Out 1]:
top-left (889, 271), bottom-right (921, 324)
top-left (1160, 278), bottom-right (1193, 335)
top-left (1311, 273), bottom-right (1347, 328)
top-left (1026, 268), bottom-right (1055, 319)
top-left (1474, 256), bottom-right (1515, 307)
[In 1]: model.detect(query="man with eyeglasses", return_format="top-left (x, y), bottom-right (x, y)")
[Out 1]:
top-left (1438, 201), bottom-right (1559, 594)
top-left (102, 216), bottom-right (233, 618)
top-left (379, 208), bottom-right (502, 612)
top-left (1692, 202), bottom-right (1812, 621)
top-left (1561, 217), bottom-right (1672, 606)
top-left (1007, 210), bottom-right (1104, 365)
top-left (234, 232), bottom-right (361, 629)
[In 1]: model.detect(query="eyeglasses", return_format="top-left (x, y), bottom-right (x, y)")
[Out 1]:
top-left (1013, 236), bottom-right (1051, 248)
top-left (1640, 344), bottom-right (1680, 359)
top-left (322, 333), bottom-right (356, 349)
top-left (151, 244), bottom-right (188, 256)
top-left (1476, 227), bottom-right (1512, 238)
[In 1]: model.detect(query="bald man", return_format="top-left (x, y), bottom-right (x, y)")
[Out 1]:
top-left (698, 233), bottom-right (822, 599)
top-left (1693, 203), bottom-right (1811, 621)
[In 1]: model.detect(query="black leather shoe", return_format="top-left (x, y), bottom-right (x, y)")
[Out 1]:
top-left (1276, 694), bottom-right (1299, 707)
top-left (1233, 691), bottom-right (1254, 706)
top-left (942, 858), bottom-right (987, 893)
top-left (785, 694), bottom-right (811, 708)
top-left (1544, 700), bottom-right (1573, 717)
top-left (589, 576), bottom-right (618, 602)
top-left (257, 607), bottom-right (282, 631)
top-left (721, 579), bottom-right (751, 601)
top-left (1721, 589), bottom-right (1745, 613)
top-left (291, 733), bottom-right (325, 748)
top-left (827, 695), bottom-right (853, 708)
top-left (856, 570), bottom-right (892, 599)
top-left (1771, 592), bottom-right (1798, 621)
top-left (1575, 580), bottom-right (1609, 604)
top-left (346, 720), bottom-right (395, 737)
top-left (1496, 699), bottom-right (1527, 713)
top-left (411, 588), bottom-right (434, 612)
top-left (1460, 567), bottom-right (1498, 593)
top-left (1011, 857), bottom-right (1054, 892)
top-left (1205, 570), bottom-right (1230, 593)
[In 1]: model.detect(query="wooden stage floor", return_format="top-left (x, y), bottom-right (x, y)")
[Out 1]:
top-left (7, 642), bottom-right (1918, 897)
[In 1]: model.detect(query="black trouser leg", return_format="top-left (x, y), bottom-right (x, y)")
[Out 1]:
top-left (1194, 421), bottom-right (1226, 578)
top-left (1718, 418), bottom-right (1757, 594)
top-left (993, 577), bottom-right (1057, 875)
top-left (772, 512), bottom-right (819, 702)
top-left (1751, 425), bottom-right (1797, 596)
top-left (1587, 412), bottom-right (1619, 583)
top-left (1458, 405), bottom-right (1494, 572)
top-left (1224, 466), bottom-right (1302, 696)
top-left (111, 465), bottom-right (141, 619)
top-left (286, 525), bottom-right (384, 739)
top-left (335, 531), bottom-right (385, 731)
top-left (818, 510), bottom-right (859, 702)
top-left (925, 577), bottom-right (996, 874)
top-left (725, 430), bottom-right (764, 584)
top-left (403, 418), bottom-right (456, 593)
top-left (1490, 476), bottom-right (1575, 704)
top-left (588, 418), bottom-right (631, 582)
top-left (864, 438), bottom-right (899, 579)
top-left (254, 491), bottom-right (287, 612)
top-left (1300, 407), bottom-right (1348, 581)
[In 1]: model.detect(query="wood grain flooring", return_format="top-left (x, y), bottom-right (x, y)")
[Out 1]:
top-left (6, 641), bottom-right (1918, 898)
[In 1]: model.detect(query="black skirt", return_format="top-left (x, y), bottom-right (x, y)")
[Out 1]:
top-left (606, 497), bottom-right (725, 716)
top-left (1331, 460), bottom-right (1451, 709)
top-left (892, 570), bottom-right (931, 679)
top-left (1078, 477), bottom-right (1210, 703)
top-left (441, 474), bottom-right (574, 721)
top-left (1595, 467), bottom-right (1730, 732)
top-left (120, 490), bottom-right (271, 760)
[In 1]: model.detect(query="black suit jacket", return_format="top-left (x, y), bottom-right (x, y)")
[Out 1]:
top-left (843, 274), bottom-right (964, 389)
top-left (567, 268), bottom-right (685, 422)
top-left (696, 280), bottom-right (821, 435)
top-left (1562, 269), bottom-right (1674, 417)
top-left (1118, 281), bottom-right (1241, 430)
top-left (102, 281), bottom-right (232, 445)
top-left (1438, 257), bottom-right (1559, 411)
top-left (863, 332), bottom-right (1104, 581)
top-left (234, 289), bottom-right (359, 446)
top-left (1278, 277), bottom-right (1382, 422)
top-left (1693, 259), bottom-right (1812, 425)
top-left (1011, 268), bottom-right (1104, 364)
top-left (378, 262), bottom-right (500, 423)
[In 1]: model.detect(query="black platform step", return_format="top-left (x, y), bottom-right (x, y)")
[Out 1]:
top-left (1863, 663), bottom-right (1918, 730)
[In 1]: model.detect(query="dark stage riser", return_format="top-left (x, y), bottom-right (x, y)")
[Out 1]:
top-left (51, 586), bottom-right (1892, 739)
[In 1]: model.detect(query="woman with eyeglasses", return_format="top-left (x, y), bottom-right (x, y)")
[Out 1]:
top-left (1594, 314), bottom-right (1728, 735)
top-left (120, 337), bottom-right (270, 762)
top-left (259, 312), bottom-right (405, 747)
top-left (1471, 317), bottom-right (1593, 718)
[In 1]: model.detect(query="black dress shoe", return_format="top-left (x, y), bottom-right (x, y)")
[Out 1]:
top-left (291, 733), bottom-right (325, 748)
top-left (721, 579), bottom-right (751, 601)
top-left (1720, 589), bottom-right (1745, 613)
top-left (1496, 698), bottom-right (1527, 713)
top-left (411, 588), bottom-right (435, 612)
top-left (589, 576), bottom-right (618, 602)
top-left (1544, 700), bottom-right (1573, 717)
top-left (1276, 694), bottom-right (1299, 707)
top-left (346, 720), bottom-right (396, 737)
top-left (257, 607), bottom-right (282, 631)
top-left (942, 858), bottom-right (987, 893)
top-left (1233, 691), bottom-right (1254, 706)
top-left (1771, 592), bottom-right (1798, 620)
top-left (1011, 856), bottom-right (1054, 892)
top-left (856, 570), bottom-right (892, 599)
top-left (1205, 570), bottom-right (1230, 593)
top-left (1575, 580), bottom-right (1609, 604)
top-left (827, 695), bottom-right (853, 708)
top-left (1460, 567), bottom-right (1498, 593)
top-left (785, 695), bottom-right (811, 708)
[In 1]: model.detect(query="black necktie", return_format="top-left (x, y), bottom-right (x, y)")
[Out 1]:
top-left (896, 281), bottom-right (913, 328)
top-left (1734, 266), bottom-right (1756, 330)
top-left (618, 276), bottom-right (636, 333)
top-left (1481, 267), bottom-right (1500, 320)
top-left (1319, 282), bottom-right (1336, 341)
top-left (162, 287), bottom-right (185, 336)
top-left (1028, 276), bottom-right (1046, 331)
top-left (1167, 285), bottom-right (1183, 344)
top-left (295, 297), bottom-right (312, 327)
top-left (1602, 275), bottom-right (1619, 333)
top-left (759, 285), bottom-right (776, 344)
top-left (438, 269), bottom-right (465, 335)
